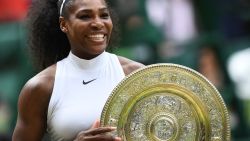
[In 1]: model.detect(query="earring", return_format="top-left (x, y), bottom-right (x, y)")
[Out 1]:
top-left (62, 27), bottom-right (68, 32)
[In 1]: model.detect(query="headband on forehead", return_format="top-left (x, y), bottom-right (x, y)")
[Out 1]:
top-left (59, 0), bottom-right (66, 16)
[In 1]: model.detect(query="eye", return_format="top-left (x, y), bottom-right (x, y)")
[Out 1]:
top-left (100, 13), bottom-right (110, 19)
top-left (79, 14), bottom-right (91, 20)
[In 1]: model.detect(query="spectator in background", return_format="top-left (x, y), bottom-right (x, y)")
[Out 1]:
top-left (0, 99), bottom-right (11, 139)
top-left (146, 0), bottom-right (197, 44)
top-left (196, 42), bottom-right (250, 140)
top-left (227, 47), bottom-right (250, 139)
top-left (0, 0), bottom-right (31, 140)
top-left (108, 0), bottom-right (164, 64)
top-left (0, 0), bottom-right (30, 22)
top-left (196, 42), bottom-right (236, 104)
top-left (146, 0), bottom-right (199, 61)
top-left (197, 44), bottom-right (225, 89)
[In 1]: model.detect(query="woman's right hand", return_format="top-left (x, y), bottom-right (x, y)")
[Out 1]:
top-left (74, 120), bottom-right (122, 141)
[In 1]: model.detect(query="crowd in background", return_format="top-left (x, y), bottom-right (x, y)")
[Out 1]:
top-left (0, 0), bottom-right (250, 140)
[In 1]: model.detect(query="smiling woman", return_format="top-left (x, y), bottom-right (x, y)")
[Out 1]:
top-left (12, 0), bottom-right (144, 141)
top-left (59, 0), bottom-right (113, 59)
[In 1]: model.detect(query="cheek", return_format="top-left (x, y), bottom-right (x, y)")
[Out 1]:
top-left (108, 20), bottom-right (113, 33)
top-left (107, 23), bottom-right (113, 42)
top-left (74, 25), bottom-right (88, 39)
top-left (67, 24), bottom-right (79, 38)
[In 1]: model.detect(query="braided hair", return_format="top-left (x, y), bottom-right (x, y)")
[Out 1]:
top-left (27, 0), bottom-right (119, 71)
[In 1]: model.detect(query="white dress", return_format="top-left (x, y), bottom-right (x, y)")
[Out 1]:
top-left (47, 51), bottom-right (125, 141)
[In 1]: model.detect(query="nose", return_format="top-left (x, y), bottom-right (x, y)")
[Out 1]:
top-left (90, 19), bottom-right (104, 30)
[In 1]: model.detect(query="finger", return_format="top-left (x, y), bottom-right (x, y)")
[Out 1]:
top-left (114, 137), bottom-right (122, 141)
top-left (91, 119), bottom-right (100, 128)
top-left (86, 127), bottom-right (117, 135)
top-left (84, 134), bottom-right (121, 141)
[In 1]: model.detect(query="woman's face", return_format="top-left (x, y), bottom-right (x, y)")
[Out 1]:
top-left (61, 0), bottom-right (113, 59)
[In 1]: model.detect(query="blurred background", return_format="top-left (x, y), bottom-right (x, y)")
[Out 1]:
top-left (0, 0), bottom-right (250, 140)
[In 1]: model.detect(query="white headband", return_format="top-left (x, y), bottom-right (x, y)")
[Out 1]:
top-left (60, 0), bottom-right (66, 16)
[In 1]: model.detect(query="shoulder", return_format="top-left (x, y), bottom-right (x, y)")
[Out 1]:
top-left (19, 65), bottom-right (56, 112)
top-left (118, 56), bottom-right (145, 76)
top-left (23, 65), bottom-right (56, 95)
top-left (13, 65), bottom-right (56, 140)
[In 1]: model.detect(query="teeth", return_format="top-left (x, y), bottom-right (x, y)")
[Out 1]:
top-left (88, 34), bottom-right (104, 38)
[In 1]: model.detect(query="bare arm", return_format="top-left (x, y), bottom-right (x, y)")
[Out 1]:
top-left (118, 56), bottom-right (145, 76)
top-left (13, 65), bottom-right (121, 141)
top-left (12, 67), bottom-right (54, 141)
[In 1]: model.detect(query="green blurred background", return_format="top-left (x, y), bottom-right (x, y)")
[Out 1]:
top-left (1, 0), bottom-right (250, 140)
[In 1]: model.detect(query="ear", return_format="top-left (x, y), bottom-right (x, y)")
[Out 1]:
top-left (59, 16), bottom-right (68, 33)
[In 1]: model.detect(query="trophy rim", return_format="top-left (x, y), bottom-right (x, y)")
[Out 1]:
top-left (101, 63), bottom-right (231, 141)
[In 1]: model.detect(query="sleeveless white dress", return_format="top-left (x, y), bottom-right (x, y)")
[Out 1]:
top-left (47, 51), bottom-right (125, 141)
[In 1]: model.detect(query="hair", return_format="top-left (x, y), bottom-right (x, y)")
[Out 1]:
top-left (27, 0), bottom-right (119, 71)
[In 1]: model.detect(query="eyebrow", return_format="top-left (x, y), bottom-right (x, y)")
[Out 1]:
top-left (78, 7), bottom-right (109, 13)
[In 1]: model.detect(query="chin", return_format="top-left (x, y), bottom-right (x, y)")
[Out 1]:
top-left (93, 45), bottom-right (107, 53)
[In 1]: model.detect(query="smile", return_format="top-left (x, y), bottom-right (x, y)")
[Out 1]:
top-left (87, 34), bottom-right (105, 42)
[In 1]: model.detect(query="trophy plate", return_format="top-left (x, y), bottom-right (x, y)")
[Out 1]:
top-left (101, 63), bottom-right (230, 141)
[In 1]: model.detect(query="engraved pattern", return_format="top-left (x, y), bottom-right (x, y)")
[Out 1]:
top-left (101, 64), bottom-right (230, 141)
top-left (154, 119), bottom-right (173, 140)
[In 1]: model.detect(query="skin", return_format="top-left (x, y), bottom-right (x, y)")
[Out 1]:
top-left (12, 0), bottom-right (144, 140)
top-left (198, 47), bottom-right (223, 88)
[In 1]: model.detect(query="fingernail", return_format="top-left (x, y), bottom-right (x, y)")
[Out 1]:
top-left (110, 127), bottom-right (117, 130)
top-left (115, 137), bottom-right (122, 141)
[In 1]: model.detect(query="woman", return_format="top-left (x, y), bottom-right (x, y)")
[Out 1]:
top-left (12, 0), bottom-right (144, 140)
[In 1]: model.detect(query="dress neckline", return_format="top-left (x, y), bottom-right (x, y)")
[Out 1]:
top-left (68, 51), bottom-right (108, 71)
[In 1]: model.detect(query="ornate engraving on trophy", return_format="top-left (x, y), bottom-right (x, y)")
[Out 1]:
top-left (149, 114), bottom-right (177, 141)
top-left (124, 94), bottom-right (197, 141)
top-left (101, 64), bottom-right (230, 141)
